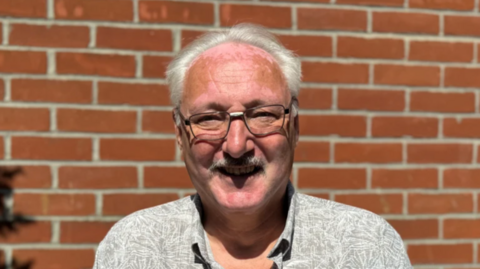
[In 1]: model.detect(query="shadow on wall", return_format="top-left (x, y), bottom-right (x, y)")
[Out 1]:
top-left (0, 167), bottom-right (34, 269)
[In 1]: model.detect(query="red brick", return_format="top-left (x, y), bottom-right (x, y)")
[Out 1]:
top-left (408, 143), bottom-right (472, 164)
top-left (294, 141), bottom-right (330, 162)
top-left (299, 115), bottom-right (366, 137)
top-left (445, 67), bottom-right (480, 88)
top-left (444, 219), bottom-right (480, 238)
top-left (335, 143), bottom-right (402, 163)
top-left (0, 50), bottom-right (46, 74)
top-left (410, 91), bottom-right (475, 113)
top-left (220, 4), bottom-right (291, 28)
top-left (338, 36), bottom-right (404, 59)
top-left (144, 166), bottom-right (193, 188)
top-left (444, 169), bottom-right (480, 188)
top-left (261, 0), bottom-right (328, 2)
top-left (100, 138), bottom-right (175, 161)
top-left (181, 30), bottom-right (206, 48)
top-left (11, 137), bottom-right (92, 161)
top-left (410, 0), bottom-right (475, 10)
top-left (142, 111), bottom-right (175, 134)
top-left (338, 88), bottom-right (405, 111)
top-left (139, 1), bottom-right (213, 25)
top-left (97, 27), bottom-right (172, 51)
top-left (14, 193), bottom-right (96, 216)
top-left (335, 193), bottom-right (403, 214)
top-left (56, 52), bottom-right (135, 77)
top-left (60, 221), bottom-right (115, 243)
top-left (298, 168), bottom-right (366, 189)
top-left (13, 249), bottom-right (95, 269)
top-left (408, 244), bottom-right (473, 264)
top-left (57, 108), bottom-right (136, 133)
top-left (0, 0), bottom-right (46, 18)
top-left (373, 12), bottom-right (439, 34)
top-left (372, 116), bottom-right (438, 138)
top-left (10, 24), bottom-right (89, 48)
top-left (388, 219), bottom-right (438, 239)
top-left (337, 0), bottom-right (403, 5)
top-left (0, 137), bottom-right (3, 159)
top-left (444, 118), bottom-right (480, 138)
top-left (0, 221), bottom-right (51, 243)
top-left (142, 55), bottom-right (172, 78)
top-left (375, 64), bottom-right (440, 86)
top-left (298, 8), bottom-right (367, 31)
top-left (98, 82), bottom-right (170, 106)
top-left (103, 193), bottom-right (179, 215)
top-left (11, 79), bottom-right (92, 104)
top-left (55, 0), bottom-right (133, 21)
top-left (302, 62), bottom-right (369, 84)
top-left (410, 41), bottom-right (473, 62)
top-left (0, 79), bottom-right (4, 100)
top-left (278, 35), bottom-right (332, 57)
top-left (409, 193), bottom-right (473, 214)
top-left (445, 16), bottom-right (480, 37)
top-left (298, 88), bottom-right (332, 109)
top-left (372, 169), bottom-right (438, 189)
top-left (0, 107), bottom-right (50, 131)
top-left (1, 166), bottom-right (52, 188)
top-left (59, 166), bottom-right (137, 189)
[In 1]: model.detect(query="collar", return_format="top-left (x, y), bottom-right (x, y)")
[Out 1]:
top-left (190, 182), bottom-right (297, 265)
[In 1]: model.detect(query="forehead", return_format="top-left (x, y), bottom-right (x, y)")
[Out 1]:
top-left (182, 42), bottom-right (289, 112)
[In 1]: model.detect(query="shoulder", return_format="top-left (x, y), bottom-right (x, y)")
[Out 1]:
top-left (295, 193), bottom-right (392, 231)
top-left (293, 194), bottom-right (412, 268)
top-left (94, 196), bottom-right (196, 266)
top-left (104, 193), bottom-right (195, 241)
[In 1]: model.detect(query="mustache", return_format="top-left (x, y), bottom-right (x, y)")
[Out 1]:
top-left (209, 155), bottom-right (265, 172)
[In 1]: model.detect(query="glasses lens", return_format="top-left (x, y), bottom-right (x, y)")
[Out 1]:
top-left (246, 105), bottom-right (285, 135)
top-left (189, 112), bottom-right (229, 140)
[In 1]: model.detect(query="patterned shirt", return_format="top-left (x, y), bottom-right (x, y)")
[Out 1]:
top-left (93, 184), bottom-right (412, 269)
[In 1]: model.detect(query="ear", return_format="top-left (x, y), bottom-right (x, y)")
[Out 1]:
top-left (172, 109), bottom-right (183, 152)
top-left (293, 113), bottom-right (299, 148)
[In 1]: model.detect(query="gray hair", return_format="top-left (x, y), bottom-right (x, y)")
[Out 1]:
top-left (166, 23), bottom-right (301, 125)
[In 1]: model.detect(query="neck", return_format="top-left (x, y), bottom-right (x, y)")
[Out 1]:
top-left (202, 188), bottom-right (288, 259)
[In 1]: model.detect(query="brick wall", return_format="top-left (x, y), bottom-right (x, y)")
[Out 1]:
top-left (0, 0), bottom-right (479, 268)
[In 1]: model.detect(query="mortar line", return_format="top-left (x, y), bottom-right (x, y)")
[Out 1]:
top-left (51, 163), bottom-right (59, 189)
top-left (2, 21), bottom-right (8, 45)
top-left (4, 79), bottom-right (11, 101)
top-left (51, 220), bottom-right (60, 243)
top-left (47, 50), bottom-right (56, 75)
top-left (332, 34), bottom-right (337, 59)
top-left (89, 25), bottom-right (96, 48)
top-left (474, 41), bottom-right (478, 64)
top-left (50, 107), bottom-right (56, 131)
top-left (172, 28), bottom-right (181, 53)
top-left (138, 164), bottom-right (144, 189)
top-left (96, 193), bottom-right (102, 216)
top-left (92, 80), bottom-right (98, 104)
top-left (4, 136), bottom-right (11, 160)
top-left (367, 9), bottom-right (372, 33)
top-left (133, 0), bottom-right (139, 23)
top-left (439, 14), bottom-right (444, 37)
top-left (213, 1), bottom-right (220, 28)
top-left (47, 0), bottom-right (54, 19)
top-left (135, 54), bottom-right (143, 78)
top-left (291, 5), bottom-right (297, 31)
top-left (93, 137), bottom-right (100, 161)
top-left (366, 166), bottom-right (372, 189)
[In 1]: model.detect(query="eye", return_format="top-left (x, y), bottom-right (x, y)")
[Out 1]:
top-left (252, 112), bottom-right (277, 118)
top-left (192, 114), bottom-right (224, 124)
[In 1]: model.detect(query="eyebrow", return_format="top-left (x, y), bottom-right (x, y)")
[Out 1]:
top-left (190, 99), bottom-right (270, 115)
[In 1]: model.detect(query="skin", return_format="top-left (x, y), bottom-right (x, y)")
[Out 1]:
top-left (174, 42), bottom-right (299, 269)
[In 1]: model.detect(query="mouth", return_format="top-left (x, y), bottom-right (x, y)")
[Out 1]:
top-left (217, 166), bottom-right (263, 178)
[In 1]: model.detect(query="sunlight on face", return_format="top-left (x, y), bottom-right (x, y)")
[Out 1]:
top-left (177, 42), bottom-right (298, 214)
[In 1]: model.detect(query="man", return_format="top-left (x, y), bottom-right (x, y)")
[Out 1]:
top-left (93, 23), bottom-right (412, 269)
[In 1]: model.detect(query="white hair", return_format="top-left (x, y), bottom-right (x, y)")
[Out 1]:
top-left (166, 23), bottom-right (301, 125)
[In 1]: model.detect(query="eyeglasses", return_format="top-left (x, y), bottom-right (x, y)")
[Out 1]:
top-left (181, 104), bottom-right (291, 141)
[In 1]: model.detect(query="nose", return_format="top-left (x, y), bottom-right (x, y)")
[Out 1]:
top-left (222, 117), bottom-right (254, 159)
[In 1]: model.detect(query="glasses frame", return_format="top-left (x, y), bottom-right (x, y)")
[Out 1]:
top-left (181, 103), bottom-right (292, 141)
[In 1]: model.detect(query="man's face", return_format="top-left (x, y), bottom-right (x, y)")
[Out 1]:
top-left (176, 42), bottom-right (299, 213)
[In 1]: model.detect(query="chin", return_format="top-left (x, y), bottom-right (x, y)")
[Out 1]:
top-left (214, 188), bottom-right (270, 214)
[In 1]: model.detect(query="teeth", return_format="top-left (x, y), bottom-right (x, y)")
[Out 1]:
top-left (224, 166), bottom-right (255, 175)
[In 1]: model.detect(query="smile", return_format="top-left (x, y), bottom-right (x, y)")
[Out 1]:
top-left (218, 166), bottom-right (262, 177)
